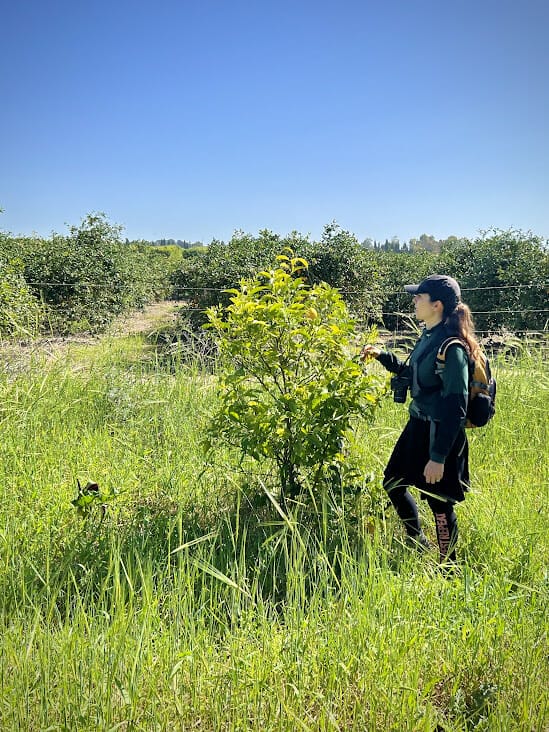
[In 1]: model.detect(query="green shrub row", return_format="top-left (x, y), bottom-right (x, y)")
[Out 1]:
top-left (2, 215), bottom-right (547, 336)
top-left (0, 214), bottom-right (175, 335)
top-left (171, 225), bottom-right (549, 333)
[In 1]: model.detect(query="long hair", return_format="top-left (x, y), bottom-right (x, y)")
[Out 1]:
top-left (445, 302), bottom-right (481, 360)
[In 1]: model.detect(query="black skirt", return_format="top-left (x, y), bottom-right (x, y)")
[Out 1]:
top-left (384, 417), bottom-right (470, 503)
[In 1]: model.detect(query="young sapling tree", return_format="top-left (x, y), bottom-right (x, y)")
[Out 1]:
top-left (205, 253), bottom-right (384, 509)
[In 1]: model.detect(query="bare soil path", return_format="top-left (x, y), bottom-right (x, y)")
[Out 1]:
top-left (0, 300), bottom-right (183, 371)
top-left (107, 300), bottom-right (183, 336)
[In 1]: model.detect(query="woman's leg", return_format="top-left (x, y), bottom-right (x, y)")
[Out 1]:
top-left (427, 495), bottom-right (458, 562)
top-left (383, 419), bottom-right (431, 547)
top-left (384, 479), bottom-right (423, 539)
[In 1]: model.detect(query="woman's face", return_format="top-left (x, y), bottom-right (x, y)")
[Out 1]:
top-left (413, 293), bottom-right (442, 324)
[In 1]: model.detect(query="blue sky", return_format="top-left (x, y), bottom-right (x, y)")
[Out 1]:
top-left (1, 0), bottom-right (548, 243)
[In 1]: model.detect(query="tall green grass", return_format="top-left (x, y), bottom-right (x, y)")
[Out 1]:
top-left (0, 337), bottom-right (547, 731)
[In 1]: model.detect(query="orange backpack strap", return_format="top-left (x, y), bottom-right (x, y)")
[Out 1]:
top-left (436, 337), bottom-right (469, 364)
top-left (436, 338), bottom-right (474, 384)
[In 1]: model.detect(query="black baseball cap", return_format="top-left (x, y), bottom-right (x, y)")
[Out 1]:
top-left (404, 275), bottom-right (461, 312)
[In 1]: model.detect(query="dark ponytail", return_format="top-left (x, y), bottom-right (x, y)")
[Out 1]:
top-left (445, 302), bottom-right (481, 360)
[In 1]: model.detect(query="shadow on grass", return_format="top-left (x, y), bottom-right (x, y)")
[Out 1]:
top-left (11, 477), bottom-right (401, 621)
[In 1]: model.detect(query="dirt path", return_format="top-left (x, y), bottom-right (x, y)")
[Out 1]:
top-left (107, 300), bottom-right (183, 336)
top-left (0, 300), bottom-right (184, 370)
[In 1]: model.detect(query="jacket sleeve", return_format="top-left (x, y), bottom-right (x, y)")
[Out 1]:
top-left (377, 351), bottom-right (406, 374)
top-left (430, 344), bottom-right (469, 463)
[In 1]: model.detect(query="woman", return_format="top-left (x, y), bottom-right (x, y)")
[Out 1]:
top-left (362, 275), bottom-right (479, 563)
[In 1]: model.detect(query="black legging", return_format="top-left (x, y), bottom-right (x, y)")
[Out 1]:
top-left (385, 482), bottom-right (458, 561)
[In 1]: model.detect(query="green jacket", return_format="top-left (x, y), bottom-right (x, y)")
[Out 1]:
top-left (378, 322), bottom-right (469, 462)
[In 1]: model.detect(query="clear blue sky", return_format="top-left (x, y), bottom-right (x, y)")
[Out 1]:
top-left (1, 0), bottom-right (548, 244)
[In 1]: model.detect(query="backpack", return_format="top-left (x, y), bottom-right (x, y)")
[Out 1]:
top-left (436, 338), bottom-right (496, 428)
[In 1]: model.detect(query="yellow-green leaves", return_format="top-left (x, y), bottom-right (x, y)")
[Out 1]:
top-left (205, 253), bottom-right (384, 502)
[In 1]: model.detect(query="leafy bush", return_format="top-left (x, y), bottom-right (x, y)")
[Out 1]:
top-left (439, 229), bottom-right (549, 332)
top-left (300, 223), bottom-right (386, 324)
top-left (170, 230), bottom-right (296, 325)
top-left (370, 249), bottom-right (438, 331)
top-left (170, 224), bottom-right (386, 327)
top-left (0, 251), bottom-right (43, 337)
top-left (8, 213), bottom-right (173, 333)
top-left (205, 253), bottom-right (384, 507)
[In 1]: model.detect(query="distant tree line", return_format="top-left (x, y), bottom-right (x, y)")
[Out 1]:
top-left (141, 233), bottom-right (460, 254)
top-left (361, 234), bottom-right (461, 253)
top-left (140, 238), bottom-right (206, 249)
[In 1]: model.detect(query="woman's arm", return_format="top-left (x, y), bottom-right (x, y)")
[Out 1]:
top-left (430, 344), bottom-right (469, 463)
top-left (360, 345), bottom-right (406, 374)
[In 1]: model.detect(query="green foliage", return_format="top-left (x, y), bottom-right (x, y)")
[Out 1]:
top-left (3, 213), bottom-right (173, 333)
top-left (3, 215), bottom-right (547, 337)
top-left (0, 337), bottom-right (547, 730)
top-left (170, 230), bottom-right (292, 320)
top-left (0, 235), bottom-right (43, 337)
top-left (300, 222), bottom-right (385, 324)
top-left (439, 229), bottom-right (549, 331)
top-left (170, 224), bottom-right (386, 327)
top-left (150, 244), bottom-right (184, 264)
top-left (0, 264), bottom-right (43, 337)
top-left (71, 480), bottom-right (119, 518)
top-left (374, 248), bottom-right (439, 330)
top-left (205, 253), bottom-right (384, 504)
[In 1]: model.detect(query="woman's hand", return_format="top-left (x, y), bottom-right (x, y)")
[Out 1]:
top-left (424, 459), bottom-right (444, 484)
top-left (360, 344), bottom-right (381, 361)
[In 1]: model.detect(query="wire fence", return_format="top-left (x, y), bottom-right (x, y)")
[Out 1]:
top-left (15, 281), bottom-right (548, 327)
top-left (145, 304), bottom-right (549, 320)
top-left (22, 281), bottom-right (549, 294)
top-left (3, 281), bottom-right (548, 343)
top-left (20, 281), bottom-right (549, 310)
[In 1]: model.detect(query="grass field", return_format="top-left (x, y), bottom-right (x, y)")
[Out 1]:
top-left (0, 334), bottom-right (547, 731)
